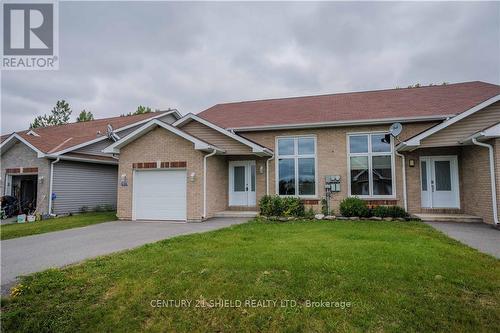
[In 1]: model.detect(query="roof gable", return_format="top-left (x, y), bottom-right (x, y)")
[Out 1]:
top-left (399, 95), bottom-right (500, 150)
top-left (173, 113), bottom-right (272, 155)
top-left (102, 119), bottom-right (225, 154)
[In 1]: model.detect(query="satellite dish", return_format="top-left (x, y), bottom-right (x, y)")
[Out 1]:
top-left (389, 122), bottom-right (403, 137)
top-left (106, 124), bottom-right (120, 142)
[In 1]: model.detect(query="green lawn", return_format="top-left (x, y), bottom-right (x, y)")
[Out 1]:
top-left (1, 219), bottom-right (499, 332)
top-left (0, 212), bottom-right (117, 240)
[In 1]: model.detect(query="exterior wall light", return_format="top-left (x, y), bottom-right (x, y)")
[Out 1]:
top-left (120, 174), bottom-right (128, 186)
top-left (190, 172), bottom-right (196, 182)
top-left (408, 159), bottom-right (415, 167)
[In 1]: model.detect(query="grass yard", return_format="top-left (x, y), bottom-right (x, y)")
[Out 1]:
top-left (0, 212), bottom-right (117, 240)
top-left (1, 219), bottom-right (499, 332)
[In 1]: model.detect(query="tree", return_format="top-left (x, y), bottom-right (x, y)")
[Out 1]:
top-left (76, 110), bottom-right (94, 122)
top-left (30, 100), bottom-right (72, 128)
top-left (121, 105), bottom-right (156, 117)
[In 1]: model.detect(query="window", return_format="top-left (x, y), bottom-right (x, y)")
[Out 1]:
top-left (277, 136), bottom-right (316, 196)
top-left (348, 133), bottom-right (394, 197)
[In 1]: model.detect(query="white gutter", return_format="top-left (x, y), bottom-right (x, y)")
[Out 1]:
top-left (394, 151), bottom-right (407, 212)
top-left (48, 157), bottom-right (60, 214)
top-left (266, 153), bottom-right (275, 195)
top-left (472, 138), bottom-right (498, 225)
top-left (203, 149), bottom-right (217, 219)
top-left (229, 115), bottom-right (450, 132)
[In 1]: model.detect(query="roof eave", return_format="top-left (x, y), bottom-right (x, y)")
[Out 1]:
top-left (229, 115), bottom-right (451, 132)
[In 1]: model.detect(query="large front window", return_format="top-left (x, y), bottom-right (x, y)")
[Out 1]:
top-left (277, 136), bottom-right (316, 196)
top-left (348, 133), bottom-right (394, 197)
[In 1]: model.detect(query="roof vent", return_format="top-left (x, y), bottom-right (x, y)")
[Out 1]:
top-left (27, 130), bottom-right (40, 137)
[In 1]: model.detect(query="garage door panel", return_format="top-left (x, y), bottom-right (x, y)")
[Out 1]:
top-left (133, 170), bottom-right (187, 220)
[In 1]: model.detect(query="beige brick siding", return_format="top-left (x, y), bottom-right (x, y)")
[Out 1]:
top-left (206, 155), bottom-right (228, 217)
top-left (117, 127), bottom-right (205, 221)
top-left (461, 143), bottom-right (494, 224)
top-left (0, 141), bottom-right (51, 213)
top-left (241, 122), bottom-right (438, 214)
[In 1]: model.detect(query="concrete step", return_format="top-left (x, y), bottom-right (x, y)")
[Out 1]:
top-left (214, 211), bottom-right (259, 218)
top-left (414, 213), bottom-right (483, 223)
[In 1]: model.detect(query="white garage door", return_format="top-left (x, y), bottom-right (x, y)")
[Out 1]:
top-left (133, 170), bottom-right (187, 221)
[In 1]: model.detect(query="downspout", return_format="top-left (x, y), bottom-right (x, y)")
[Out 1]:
top-left (203, 149), bottom-right (217, 219)
top-left (48, 157), bottom-right (60, 215)
top-left (266, 153), bottom-right (275, 195)
top-left (472, 138), bottom-right (498, 225)
top-left (395, 151), bottom-right (408, 212)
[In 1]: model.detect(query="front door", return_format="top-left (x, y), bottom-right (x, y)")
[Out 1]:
top-left (420, 156), bottom-right (460, 208)
top-left (229, 161), bottom-right (256, 206)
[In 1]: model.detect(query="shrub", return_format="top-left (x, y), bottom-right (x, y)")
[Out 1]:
top-left (94, 205), bottom-right (104, 212)
top-left (339, 197), bottom-right (370, 217)
top-left (79, 206), bottom-right (89, 213)
top-left (259, 195), bottom-right (304, 217)
top-left (103, 204), bottom-right (115, 212)
top-left (305, 207), bottom-right (315, 219)
top-left (372, 205), bottom-right (408, 218)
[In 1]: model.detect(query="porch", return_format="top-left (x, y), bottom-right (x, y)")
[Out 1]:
top-left (401, 142), bottom-right (498, 224)
top-left (206, 155), bottom-right (268, 218)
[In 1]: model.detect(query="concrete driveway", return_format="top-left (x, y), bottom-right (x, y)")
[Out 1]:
top-left (426, 222), bottom-right (500, 258)
top-left (1, 218), bottom-right (249, 294)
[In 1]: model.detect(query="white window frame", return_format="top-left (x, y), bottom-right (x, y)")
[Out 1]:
top-left (347, 132), bottom-right (396, 199)
top-left (275, 135), bottom-right (318, 198)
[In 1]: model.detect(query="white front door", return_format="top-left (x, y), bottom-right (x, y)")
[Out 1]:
top-left (420, 156), bottom-right (460, 208)
top-left (229, 161), bottom-right (256, 206)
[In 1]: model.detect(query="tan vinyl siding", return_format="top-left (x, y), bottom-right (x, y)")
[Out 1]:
top-left (421, 101), bottom-right (500, 147)
top-left (181, 121), bottom-right (253, 155)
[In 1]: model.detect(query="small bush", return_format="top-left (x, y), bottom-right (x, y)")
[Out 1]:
top-left (94, 205), bottom-right (104, 212)
top-left (79, 206), bottom-right (89, 213)
top-left (372, 205), bottom-right (408, 218)
top-left (339, 197), bottom-right (370, 217)
top-left (305, 207), bottom-right (315, 219)
top-left (259, 195), bottom-right (304, 217)
top-left (103, 204), bottom-right (114, 212)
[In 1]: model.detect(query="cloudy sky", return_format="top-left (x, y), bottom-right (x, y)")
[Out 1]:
top-left (1, 1), bottom-right (499, 133)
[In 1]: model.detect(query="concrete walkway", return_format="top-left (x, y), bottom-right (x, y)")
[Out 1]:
top-left (1, 218), bottom-right (249, 295)
top-left (426, 222), bottom-right (500, 258)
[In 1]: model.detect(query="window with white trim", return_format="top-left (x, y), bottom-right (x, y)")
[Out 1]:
top-left (348, 133), bottom-right (394, 197)
top-left (277, 136), bottom-right (316, 196)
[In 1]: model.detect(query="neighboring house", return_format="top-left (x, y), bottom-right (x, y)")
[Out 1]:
top-left (104, 81), bottom-right (500, 225)
top-left (0, 110), bottom-right (180, 215)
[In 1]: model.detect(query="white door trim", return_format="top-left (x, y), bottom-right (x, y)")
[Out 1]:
top-left (420, 155), bottom-right (460, 209)
top-left (228, 160), bottom-right (256, 206)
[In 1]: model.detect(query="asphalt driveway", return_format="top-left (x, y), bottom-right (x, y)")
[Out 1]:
top-left (426, 222), bottom-right (500, 258)
top-left (1, 218), bottom-right (249, 295)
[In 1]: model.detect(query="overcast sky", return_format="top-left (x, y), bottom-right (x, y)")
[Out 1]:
top-left (1, 1), bottom-right (499, 134)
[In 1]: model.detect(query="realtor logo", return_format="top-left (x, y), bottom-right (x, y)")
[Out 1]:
top-left (2, 1), bottom-right (59, 70)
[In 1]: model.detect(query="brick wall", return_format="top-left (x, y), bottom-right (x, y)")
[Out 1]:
top-left (117, 127), bottom-right (205, 221)
top-left (241, 122), bottom-right (437, 214)
top-left (0, 141), bottom-right (50, 213)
